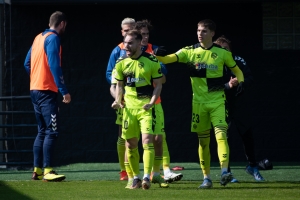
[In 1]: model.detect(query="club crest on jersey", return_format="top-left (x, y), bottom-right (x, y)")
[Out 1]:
top-left (138, 62), bottom-right (144, 68)
top-left (211, 52), bottom-right (217, 59)
top-left (193, 124), bottom-right (197, 129)
top-left (196, 54), bottom-right (201, 58)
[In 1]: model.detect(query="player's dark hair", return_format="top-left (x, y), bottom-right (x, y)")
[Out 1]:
top-left (214, 35), bottom-right (232, 51)
top-left (49, 11), bottom-right (67, 28)
top-left (124, 29), bottom-right (142, 41)
top-left (198, 19), bottom-right (216, 32)
top-left (134, 19), bottom-right (153, 31)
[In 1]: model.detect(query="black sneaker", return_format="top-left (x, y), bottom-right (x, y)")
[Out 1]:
top-left (130, 178), bottom-right (141, 189)
top-left (142, 177), bottom-right (151, 190)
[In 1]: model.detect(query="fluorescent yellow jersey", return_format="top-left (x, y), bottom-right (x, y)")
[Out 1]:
top-left (176, 43), bottom-right (236, 103)
top-left (111, 68), bottom-right (117, 84)
top-left (114, 52), bottom-right (163, 109)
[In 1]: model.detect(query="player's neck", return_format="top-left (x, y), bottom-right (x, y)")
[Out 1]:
top-left (200, 41), bottom-right (213, 49)
top-left (131, 49), bottom-right (143, 59)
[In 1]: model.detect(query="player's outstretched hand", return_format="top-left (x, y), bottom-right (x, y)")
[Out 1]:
top-left (153, 46), bottom-right (167, 56)
top-left (235, 81), bottom-right (244, 96)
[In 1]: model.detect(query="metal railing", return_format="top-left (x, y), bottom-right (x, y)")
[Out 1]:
top-left (0, 95), bottom-right (36, 166)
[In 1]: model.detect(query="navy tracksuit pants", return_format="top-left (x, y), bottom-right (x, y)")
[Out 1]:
top-left (30, 90), bottom-right (59, 168)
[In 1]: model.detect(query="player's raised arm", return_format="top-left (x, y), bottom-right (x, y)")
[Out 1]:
top-left (153, 46), bottom-right (178, 64)
top-left (155, 54), bottom-right (178, 64)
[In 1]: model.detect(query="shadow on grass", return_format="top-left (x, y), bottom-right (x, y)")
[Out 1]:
top-left (0, 181), bottom-right (33, 200)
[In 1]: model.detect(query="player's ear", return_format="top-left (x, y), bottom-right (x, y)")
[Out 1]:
top-left (211, 31), bottom-right (215, 37)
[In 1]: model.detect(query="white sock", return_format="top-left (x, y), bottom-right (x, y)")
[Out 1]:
top-left (164, 168), bottom-right (171, 176)
top-left (204, 174), bottom-right (211, 180)
top-left (143, 174), bottom-right (150, 180)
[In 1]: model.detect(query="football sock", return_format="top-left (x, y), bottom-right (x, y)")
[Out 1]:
top-left (204, 174), bottom-right (211, 180)
top-left (143, 174), bottom-right (151, 179)
top-left (153, 156), bottom-right (162, 173)
top-left (117, 137), bottom-right (126, 171)
top-left (162, 137), bottom-right (170, 170)
top-left (214, 126), bottom-right (229, 168)
top-left (125, 161), bottom-right (134, 179)
top-left (164, 168), bottom-right (171, 176)
top-left (44, 167), bottom-right (53, 175)
top-left (221, 168), bottom-right (228, 174)
top-left (143, 143), bottom-right (154, 175)
top-left (126, 147), bottom-right (140, 177)
top-left (34, 167), bottom-right (42, 175)
top-left (202, 168), bottom-right (211, 177)
top-left (198, 131), bottom-right (211, 172)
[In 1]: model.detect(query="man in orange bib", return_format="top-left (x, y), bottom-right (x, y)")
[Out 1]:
top-left (24, 11), bottom-right (71, 182)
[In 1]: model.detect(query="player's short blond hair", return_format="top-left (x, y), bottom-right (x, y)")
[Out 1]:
top-left (121, 17), bottom-right (135, 27)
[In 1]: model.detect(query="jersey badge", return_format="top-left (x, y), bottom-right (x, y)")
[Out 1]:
top-left (138, 62), bottom-right (144, 69)
top-left (211, 52), bottom-right (218, 59)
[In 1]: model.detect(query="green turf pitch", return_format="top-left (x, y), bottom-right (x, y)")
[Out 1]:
top-left (1, 162), bottom-right (300, 200)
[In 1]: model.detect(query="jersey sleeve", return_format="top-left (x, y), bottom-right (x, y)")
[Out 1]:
top-left (160, 62), bottom-right (167, 75)
top-left (24, 47), bottom-right (32, 75)
top-left (111, 68), bottom-right (117, 85)
top-left (114, 62), bottom-right (124, 81)
top-left (46, 34), bottom-right (68, 95)
top-left (235, 56), bottom-right (254, 89)
top-left (106, 46), bottom-right (121, 84)
top-left (224, 51), bottom-right (236, 68)
top-left (152, 62), bottom-right (163, 79)
top-left (175, 46), bottom-right (190, 63)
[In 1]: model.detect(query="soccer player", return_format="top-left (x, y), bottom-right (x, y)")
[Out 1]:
top-left (111, 30), bottom-right (163, 190)
top-left (24, 11), bottom-right (71, 182)
top-left (106, 17), bottom-right (135, 181)
top-left (214, 35), bottom-right (265, 182)
top-left (134, 19), bottom-right (183, 185)
top-left (154, 19), bottom-right (244, 189)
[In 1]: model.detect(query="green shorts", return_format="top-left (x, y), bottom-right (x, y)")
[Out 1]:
top-left (121, 107), bottom-right (153, 140)
top-left (191, 101), bottom-right (227, 133)
top-left (153, 103), bottom-right (165, 136)
top-left (115, 108), bottom-right (123, 126)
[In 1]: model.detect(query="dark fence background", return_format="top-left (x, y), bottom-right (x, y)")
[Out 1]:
top-left (1, 1), bottom-right (299, 166)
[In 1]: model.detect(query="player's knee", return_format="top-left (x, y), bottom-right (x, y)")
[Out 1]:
top-left (214, 125), bottom-right (227, 140)
top-left (197, 130), bottom-right (210, 146)
top-left (197, 130), bottom-right (210, 136)
top-left (153, 135), bottom-right (162, 145)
